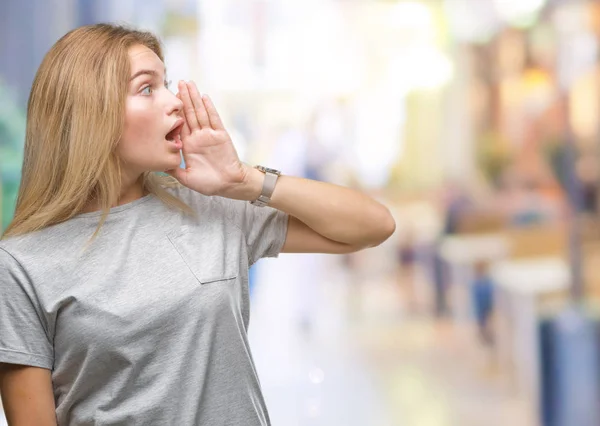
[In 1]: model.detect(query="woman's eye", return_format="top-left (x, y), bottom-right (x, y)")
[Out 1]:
top-left (141, 86), bottom-right (153, 96)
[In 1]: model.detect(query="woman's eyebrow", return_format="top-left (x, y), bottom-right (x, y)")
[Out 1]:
top-left (130, 68), bottom-right (167, 81)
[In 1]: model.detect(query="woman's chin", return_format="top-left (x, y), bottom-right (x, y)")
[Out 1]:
top-left (166, 152), bottom-right (183, 166)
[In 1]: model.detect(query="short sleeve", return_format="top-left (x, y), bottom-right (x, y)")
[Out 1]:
top-left (216, 197), bottom-right (289, 266)
top-left (0, 248), bottom-right (53, 369)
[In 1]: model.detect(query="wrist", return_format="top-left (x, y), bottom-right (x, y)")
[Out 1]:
top-left (249, 165), bottom-right (282, 207)
top-left (240, 164), bottom-right (264, 201)
top-left (216, 164), bottom-right (263, 201)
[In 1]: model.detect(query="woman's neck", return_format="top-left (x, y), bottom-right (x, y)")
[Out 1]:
top-left (80, 175), bottom-right (146, 213)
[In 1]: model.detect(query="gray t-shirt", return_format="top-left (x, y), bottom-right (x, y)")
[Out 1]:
top-left (0, 184), bottom-right (289, 425)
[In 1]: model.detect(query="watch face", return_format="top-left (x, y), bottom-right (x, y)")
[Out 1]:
top-left (257, 166), bottom-right (281, 175)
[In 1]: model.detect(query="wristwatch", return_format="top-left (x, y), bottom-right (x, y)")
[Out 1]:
top-left (250, 165), bottom-right (281, 207)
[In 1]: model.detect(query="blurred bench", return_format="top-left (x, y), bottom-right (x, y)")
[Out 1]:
top-left (439, 222), bottom-right (569, 319)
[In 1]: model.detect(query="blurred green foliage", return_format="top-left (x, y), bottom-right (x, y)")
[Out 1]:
top-left (0, 79), bottom-right (26, 232)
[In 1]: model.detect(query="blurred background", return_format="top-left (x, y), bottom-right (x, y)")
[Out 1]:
top-left (3, 0), bottom-right (600, 425)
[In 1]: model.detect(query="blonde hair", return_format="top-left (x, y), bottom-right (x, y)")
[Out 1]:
top-left (1, 23), bottom-right (195, 245)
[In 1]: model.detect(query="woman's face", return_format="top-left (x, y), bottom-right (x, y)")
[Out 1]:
top-left (117, 44), bottom-right (184, 175)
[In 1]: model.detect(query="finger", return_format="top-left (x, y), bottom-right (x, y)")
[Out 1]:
top-left (176, 91), bottom-right (191, 138)
top-left (201, 93), bottom-right (225, 130)
top-left (178, 81), bottom-right (199, 131)
top-left (187, 81), bottom-right (211, 129)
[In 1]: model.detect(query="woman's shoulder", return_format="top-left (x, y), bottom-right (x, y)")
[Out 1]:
top-left (0, 230), bottom-right (52, 269)
top-left (0, 235), bottom-right (33, 272)
top-left (0, 217), bottom-right (88, 270)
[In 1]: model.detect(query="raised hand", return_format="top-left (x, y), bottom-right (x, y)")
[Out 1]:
top-left (166, 81), bottom-right (250, 199)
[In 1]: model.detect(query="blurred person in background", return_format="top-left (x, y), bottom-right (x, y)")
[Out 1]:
top-left (470, 260), bottom-right (495, 346)
top-left (430, 182), bottom-right (473, 318)
top-left (0, 23), bottom-right (395, 426)
top-left (576, 153), bottom-right (599, 216)
top-left (396, 227), bottom-right (420, 315)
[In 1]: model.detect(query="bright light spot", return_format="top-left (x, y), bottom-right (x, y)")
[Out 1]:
top-left (305, 397), bottom-right (321, 418)
top-left (389, 47), bottom-right (454, 93)
top-left (354, 91), bottom-right (405, 188)
top-left (388, 2), bottom-right (432, 30)
top-left (308, 368), bottom-right (325, 384)
top-left (494, 0), bottom-right (547, 27)
top-left (444, 0), bottom-right (501, 43)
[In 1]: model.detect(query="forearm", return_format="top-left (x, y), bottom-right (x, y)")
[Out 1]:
top-left (243, 167), bottom-right (396, 248)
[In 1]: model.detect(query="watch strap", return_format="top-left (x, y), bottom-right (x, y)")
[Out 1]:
top-left (250, 166), bottom-right (280, 207)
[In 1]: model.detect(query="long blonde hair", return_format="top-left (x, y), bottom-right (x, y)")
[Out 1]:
top-left (1, 23), bottom-right (195, 244)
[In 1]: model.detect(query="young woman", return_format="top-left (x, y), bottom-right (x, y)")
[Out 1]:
top-left (0, 24), bottom-right (395, 425)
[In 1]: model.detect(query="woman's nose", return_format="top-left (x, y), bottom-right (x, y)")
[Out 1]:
top-left (168, 92), bottom-right (184, 115)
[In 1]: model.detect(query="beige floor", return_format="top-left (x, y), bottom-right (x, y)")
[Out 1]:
top-left (249, 243), bottom-right (533, 426)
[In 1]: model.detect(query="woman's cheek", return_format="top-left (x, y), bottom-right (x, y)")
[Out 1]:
top-left (124, 101), bottom-right (158, 140)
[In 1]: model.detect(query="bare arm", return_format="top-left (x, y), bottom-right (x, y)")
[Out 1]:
top-left (243, 171), bottom-right (396, 253)
top-left (0, 364), bottom-right (56, 426)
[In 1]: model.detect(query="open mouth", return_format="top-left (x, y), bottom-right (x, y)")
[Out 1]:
top-left (166, 121), bottom-right (184, 142)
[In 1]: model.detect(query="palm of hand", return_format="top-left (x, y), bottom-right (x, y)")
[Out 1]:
top-left (166, 81), bottom-right (246, 196)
